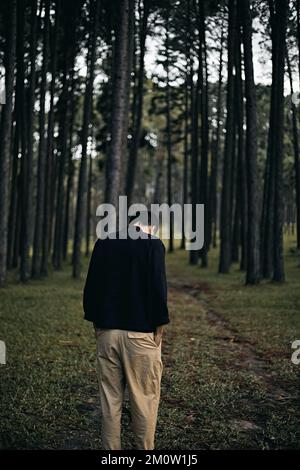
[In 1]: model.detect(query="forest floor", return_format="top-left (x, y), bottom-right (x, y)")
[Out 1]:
top-left (1, 236), bottom-right (300, 449)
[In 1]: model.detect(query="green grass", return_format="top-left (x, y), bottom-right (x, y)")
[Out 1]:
top-left (0, 236), bottom-right (300, 449)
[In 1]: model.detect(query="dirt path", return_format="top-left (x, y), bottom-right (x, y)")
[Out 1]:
top-left (168, 279), bottom-right (299, 438)
top-left (59, 275), bottom-right (299, 449)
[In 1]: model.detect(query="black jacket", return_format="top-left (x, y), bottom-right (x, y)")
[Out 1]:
top-left (83, 231), bottom-right (170, 332)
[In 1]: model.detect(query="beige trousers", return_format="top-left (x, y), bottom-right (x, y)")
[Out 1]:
top-left (95, 329), bottom-right (163, 450)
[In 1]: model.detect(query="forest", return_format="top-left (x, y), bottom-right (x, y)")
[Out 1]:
top-left (0, 0), bottom-right (300, 451)
top-left (0, 0), bottom-right (299, 285)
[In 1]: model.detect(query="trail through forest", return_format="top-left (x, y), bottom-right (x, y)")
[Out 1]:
top-left (57, 263), bottom-right (299, 450)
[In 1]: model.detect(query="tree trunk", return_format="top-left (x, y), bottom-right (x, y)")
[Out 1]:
top-left (181, 76), bottom-right (189, 249)
top-left (52, 12), bottom-right (77, 270)
top-left (105, 0), bottom-right (130, 208)
top-left (32, 0), bottom-right (50, 279)
top-left (219, 0), bottom-right (237, 273)
top-left (198, 0), bottom-right (209, 267)
top-left (41, 0), bottom-right (60, 276)
top-left (20, 0), bottom-right (37, 282)
top-left (286, 51), bottom-right (300, 249)
top-left (18, 0), bottom-right (29, 282)
top-left (267, 0), bottom-right (287, 282)
top-left (0, 0), bottom-right (16, 286)
top-left (208, 15), bottom-right (224, 250)
top-left (7, 108), bottom-right (19, 270)
top-left (235, 2), bottom-right (247, 271)
top-left (189, 3), bottom-right (200, 265)
top-left (240, 0), bottom-right (260, 283)
top-left (63, 74), bottom-right (77, 261)
top-left (86, 151), bottom-right (93, 257)
top-left (125, 0), bottom-right (149, 205)
top-left (165, 14), bottom-right (174, 253)
top-left (72, 0), bottom-right (99, 279)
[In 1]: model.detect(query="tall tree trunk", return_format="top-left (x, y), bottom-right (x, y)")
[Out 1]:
top-left (41, 0), bottom-right (60, 276)
top-left (198, 0), bottom-right (209, 267)
top-left (241, 0), bottom-right (260, 283)
top-left (286, 51), bottom-right (300, 249)
top-left (125, 0), bottom-right (149, 205)
top-left (189, 2), bottom-right (200, 265)
top-left (32, 0), bottom-right (50, 279)
top-left (181, 0), bottom-right (192, 250)
top-left (7, 109), bottom-right (19, 269)
top-left (51, 0), bottom-right (81, 270)
top-left (269, 0), bottom-right (287, 282)
top-left (0, 0), bottom-right (16, 286)
top-left (18, 1), bottom-right (29, 282)
top-left (86, 150), bottom-right (93, 257)
top-left (235, 2), bottom-right (247, 271)
top-left (20, 1), bottom-right (37, 282)
top-left (208, 15), bottom-right (224, 250)
top-left (63, 75), bottom-right (77, 261)
top-left (105, 0), bottom-right (130, 208)
top-left (219, 0), bottom-right (237, 273)
top-left (181, 76), bottom-right (189, 249)
top-left (72, 0), bottom-right (99, 279)
top-left (120, 0), bottom-right (135, 197)
top-left (126, 0), bottom-right (150, 205)
top-left (165, 14), bottom-right (174, 253)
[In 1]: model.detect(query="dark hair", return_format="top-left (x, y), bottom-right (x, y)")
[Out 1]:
top-left (128, 210), bottom-right (159, 229)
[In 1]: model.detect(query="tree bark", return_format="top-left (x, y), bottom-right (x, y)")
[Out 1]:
top-left (105, 0), bottom-right (130, 208)
top-left (32, 0), bottom-right (50, 278)
top-left (198, 0), bottom-right (209, 267)
top-left (240, 0), bottom-right (260, 283)
top-left (189, 2), bottom-right (200, 265)
top-left (52, 8), bottom-right (78, 270)
top-left (0, 0), bottom-right (16, 286)
top-left (73, 0), bottom-right (99, 279)
top-left (208, 15), bottom-right (224, 250)
top-left (286, 51), bottom-right (300, 250)
top-left (25, 0), bottom-right (38, 278)
top-left (41, 0), bottom-right (60, 276)
top-left (219, 0), bottom-right (237, 273)
top-left (125, 0), bottom-right (149, 205)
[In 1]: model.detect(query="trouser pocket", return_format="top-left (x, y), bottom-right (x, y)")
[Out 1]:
top-left (127, 331), bottom-right (159, 349)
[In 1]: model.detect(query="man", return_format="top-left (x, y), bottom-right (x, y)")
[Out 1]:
top-left (83, 211), bottom-right (170, 450)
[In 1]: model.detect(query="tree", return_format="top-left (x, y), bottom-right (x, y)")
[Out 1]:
top-left (219, 0), bottom-right (237, 274)
top-left (262, 0), bottom-right (288, 282)
top-left (241, 0), bottom-right (260, 284)
top-left (41, 0), bottom-right (60, 276)
top-left (105, 0), bottom-right (132, 208)
top-left (0, 0), bottom-right (16, 287)
top-left (126, 0), bottom-right (150, 205)
top-left (19, 0), bottom-right (38, 282)
top-left (73, 0), bottom-right (99, 279)
top-left (32, 0), bottom-right (50, 279)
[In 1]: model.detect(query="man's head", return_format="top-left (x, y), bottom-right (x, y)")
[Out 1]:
top-left (128, 210), bottom-right (159, 235)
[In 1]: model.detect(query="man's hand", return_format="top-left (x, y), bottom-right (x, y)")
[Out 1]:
top-left (154, 325), bottom-right (164, 347)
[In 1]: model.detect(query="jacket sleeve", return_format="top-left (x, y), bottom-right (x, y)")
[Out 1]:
top-left (151, 239), bottom-right (170, 327)
top-left (83, 240), bottom-right (100, 322)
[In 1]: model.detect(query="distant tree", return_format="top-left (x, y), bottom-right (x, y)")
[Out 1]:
top-left (32, 0), bottom-right (50, 279)
top-left (0, 0), bottom-right (16, 287)
top-left (73, 0), bottom-right (99, 279)
top-left (241, 0), bottom-right (260, 284)
top-left (105, 0), bottom-right (132, 208)
top-left (22, 0), bottom-right (38, 281)
top-left (219, 0), bottom-right (237, 274)
top-left (41, 0), bottom-right (60, 276)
